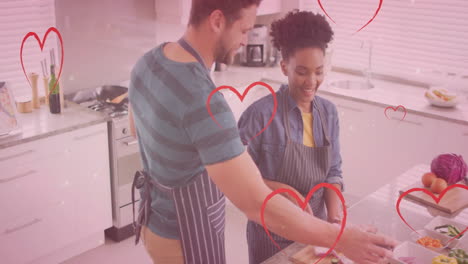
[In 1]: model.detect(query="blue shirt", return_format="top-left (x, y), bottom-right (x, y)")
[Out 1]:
top-left (238, 84), bottom-right (344, 191)
top-left (129, 43), bottom-right (245, 239)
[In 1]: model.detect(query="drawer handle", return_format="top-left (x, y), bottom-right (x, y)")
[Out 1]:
top-left (336, 104), bottom-right (363, 113)
top-left (0, 149), bottom-right (34, 162)
top-left (74, 130), bottom-right (106, 141)
top-left (3, 218), bottom-right (42, 235)
top-left (125, 140), bottom-right (138, 146)
top-left (390, 117), bottom-right (422, 126)
top-left (0, 170), bottom-right (37, 184)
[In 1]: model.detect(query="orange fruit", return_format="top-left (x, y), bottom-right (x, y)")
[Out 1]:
top-left (430, 178), bottom-right (448, 194)
top-left (422, 172), bottom-right (437, 188)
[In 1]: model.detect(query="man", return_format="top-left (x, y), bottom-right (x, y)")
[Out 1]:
top-left (129, 0), bottom-right (398, 263)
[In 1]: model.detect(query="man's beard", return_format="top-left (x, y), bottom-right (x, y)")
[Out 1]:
top-left (214, 39), bottom-right (235, 65)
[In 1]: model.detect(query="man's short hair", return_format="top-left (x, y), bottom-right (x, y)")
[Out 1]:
top-left (189, 0), bottom-right (262, 26)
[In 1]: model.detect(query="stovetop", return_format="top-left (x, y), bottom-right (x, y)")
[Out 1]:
top-left (80, 100), bottom-right (129, 119)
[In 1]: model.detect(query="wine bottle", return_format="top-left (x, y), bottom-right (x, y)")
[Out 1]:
top-left (48, 64), bottom-right (61, 114)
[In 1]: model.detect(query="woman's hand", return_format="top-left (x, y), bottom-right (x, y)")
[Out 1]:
top-left (324, 183), bottom-right (343, 224)
top-left (264, 179), bottom-right (313, 214)
top-left (327, 211), bottom-right (342, 224)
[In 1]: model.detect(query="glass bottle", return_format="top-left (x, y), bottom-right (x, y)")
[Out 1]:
top-left (48, 64), bottom-right (61, 114)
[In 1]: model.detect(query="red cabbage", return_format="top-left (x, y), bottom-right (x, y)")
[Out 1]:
top-left (431, 154), bottom-right (467, 185)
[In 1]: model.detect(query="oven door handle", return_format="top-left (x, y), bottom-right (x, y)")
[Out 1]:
top-left (124, 139), bottom-right (138, 146)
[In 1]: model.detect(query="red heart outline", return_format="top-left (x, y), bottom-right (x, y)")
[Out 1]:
top-left (384, 105), bottom-right (407, 121)
top-left (206, 81), bottom-right (277, 144)
top-left (261, 183), bottom-right (347, 264)
top-left (396, 184), bottom-right (468, 243)
top-left (317, 0), bottom-right (384, 33)
top-left (20, 27), bottom-right (64, 97)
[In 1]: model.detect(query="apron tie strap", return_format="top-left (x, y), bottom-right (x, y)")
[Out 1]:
top-left (132, 170), bottom-right (151, 245)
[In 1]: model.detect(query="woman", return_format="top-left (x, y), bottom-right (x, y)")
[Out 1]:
top-left (238, 10), bottom-right (344, 264)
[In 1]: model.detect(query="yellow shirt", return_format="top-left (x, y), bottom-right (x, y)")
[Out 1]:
top-left (301, 112), bottom-right (315, 147)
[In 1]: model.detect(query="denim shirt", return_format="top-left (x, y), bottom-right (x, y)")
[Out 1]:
top-left (238, 84), bottom-right (344, 191)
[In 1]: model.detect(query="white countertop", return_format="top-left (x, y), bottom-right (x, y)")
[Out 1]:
top-left (212, 66), bottom-right (468, 126)
top-left (0, 102), bottom-right (109, 149)
top-left (263, 164), bottom-right (468, 263)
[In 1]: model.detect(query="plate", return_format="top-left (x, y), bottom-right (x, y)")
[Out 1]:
top-left (424, 216), bottom-right (464, 248)
top-left (410, 229), bottom-right (449, 253)
top-left (389, 241), bottom-right (438, 264)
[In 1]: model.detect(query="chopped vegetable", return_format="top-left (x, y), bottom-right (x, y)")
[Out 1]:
top-left (431, 153), bottom-right (467, 185)
top-left (416, 236), bottom-right (443, 248)
top-left (449, 248), bottom-right (468, 264)
top-left (432, 254), bottom-right (457, 264)
top-left (435, 224), bottom-right (464, 238)
top-left (432, 89), bottom-right (456, 102)
top-left (330, 258), bottom-right (340, 264)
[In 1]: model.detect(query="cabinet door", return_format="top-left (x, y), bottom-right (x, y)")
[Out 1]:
top-left (66, 123), bottom-right (112, 240)
top-left (0, 123), bottom-right (111, 263)
top-left (0, 133), bottom-right (78, 228)
top-left (431, 119), bottom-right (468, 165)
top-left (0, 190), bottom-right (75, 264)
top-left (257, 0), bottom-right (282, 15)
top-left (281, 0), bottom-right (316, 11)
top-left (318, 93), bottom-right (382, 198)
top-left (155, 0), bottom-right (190, 25)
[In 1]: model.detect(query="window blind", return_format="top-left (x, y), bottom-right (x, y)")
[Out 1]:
top-left (0, 0), bottom-right (58, 99)
top-left (300, 0), bottom-right (468, 84)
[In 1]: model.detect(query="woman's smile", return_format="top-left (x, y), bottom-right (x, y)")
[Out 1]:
top-left (300, 85), bottom-right (317, 98)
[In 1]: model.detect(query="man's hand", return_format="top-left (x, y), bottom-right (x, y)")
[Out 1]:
top-left (264, 179), bottom-right (313, 215)
top-left (336, 224), bottom-right (400, 264)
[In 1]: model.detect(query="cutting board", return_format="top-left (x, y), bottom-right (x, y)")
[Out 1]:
top-left (290, 245), bottom-right (338, 264)
top-left (399, 181), bottom-right (468, 214)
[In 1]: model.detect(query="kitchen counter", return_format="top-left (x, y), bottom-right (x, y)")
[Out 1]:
top-left (262, 164), bottom-right (468, 263)
top-left (0, 101), bottom-right (110, 149)
top-left (212, 66), bottom-right (468, 126)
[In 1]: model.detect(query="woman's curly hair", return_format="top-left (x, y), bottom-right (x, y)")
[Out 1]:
top-left (270, 10), bottom-right (334, 60)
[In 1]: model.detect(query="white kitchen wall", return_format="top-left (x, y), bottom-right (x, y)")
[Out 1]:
top-left (55, 0), bottom-right (185, 96)
top-left (302, 0), bottom-right (468, 85)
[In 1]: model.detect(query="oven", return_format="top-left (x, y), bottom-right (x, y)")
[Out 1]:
top-left (104, 113), bottom-right (143, 241)
top-left (74, 84), bottom-right (143, 242)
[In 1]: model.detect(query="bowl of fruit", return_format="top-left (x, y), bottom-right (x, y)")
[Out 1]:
top-left (425, 87), bottom-right (459, 108)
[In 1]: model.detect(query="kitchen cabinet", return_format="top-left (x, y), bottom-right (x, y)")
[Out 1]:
top-left (318, 93), bottom-right (385, 198)
top-left (155, 0), bottom-right (284, 25)
top-left (155, 0), bottom-right (191, 25)
top-left (257, 0), bottom-right (282, 16)
top-left (318, 92), bottom-right (468, 200)
top-left (0, 123), bottom-right (112, 264)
